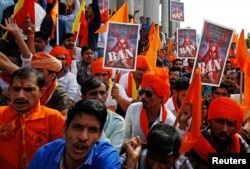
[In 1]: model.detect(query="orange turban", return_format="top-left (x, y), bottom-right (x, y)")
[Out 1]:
top-left (136, 55), bottom-right (149, 70)
top-left (92, 58), bottom-right (113, 77)
top-left (50, 46), bottom-right (72, 66)
top-left (208, 97), bottom-right (244, 132)
top-left (141, 67), bottom-right (170, 104)
top-left (31, 52), bottom-right (62, 72)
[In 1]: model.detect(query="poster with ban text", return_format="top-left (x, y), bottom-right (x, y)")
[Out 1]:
top-left (170, 0), bottom-right (184, 22)
top-left (177, 28), bottom-right (197, 59)
top-left (191, 19), bottom-right (234, 86)
top-left (103, 22), bottom-right (140, 71)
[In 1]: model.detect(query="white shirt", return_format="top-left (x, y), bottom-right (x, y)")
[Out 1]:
top-left (123, 102), bottom-right (177, 142)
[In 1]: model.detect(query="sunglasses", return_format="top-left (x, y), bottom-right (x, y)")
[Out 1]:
top-left (138, 89), bottom-right (153, 98)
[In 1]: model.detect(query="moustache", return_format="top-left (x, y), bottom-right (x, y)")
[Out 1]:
top-left (73, 142), bottom-right (88, 150)
top-left (14, 99), bottom-right (29, 104)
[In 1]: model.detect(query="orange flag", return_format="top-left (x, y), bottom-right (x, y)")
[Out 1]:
top-left (177, 68), bottom-right (202, 153)
top-left (95, 2), bottom-right (129, 33)
top-left (145, 24), bottom-right (163, 71)
top-left (236, 29), bottom-right (248, 72)
top-left (236, 29), bottom-right (250, 118)
top-left (13, 0), bottom-right (35, 32)
top-left (50, 0), bottom-right (58, 39)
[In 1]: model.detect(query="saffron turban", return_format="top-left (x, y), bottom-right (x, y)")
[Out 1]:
top-left (141, 67), bottom-right (170, 104)
top-left (92, 58), bottom-right (113, 77)
top-left (50, 46), bottom-right (72, 66)
top-left (208, 97), bottom-right (244, 132)
top-left (136, 55), bottom-right (149, 70)
top-left (31, 52), bottom-right (62, 72)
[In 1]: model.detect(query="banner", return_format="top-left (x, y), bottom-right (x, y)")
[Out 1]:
top-left (170, 0), bottom-right (184, 22)
top-left (177, 28), bottom-right (197, 58)
top-left (191, 19), bottom-right (234, 86)
top-left (103, 22), bottom-right (140, 71)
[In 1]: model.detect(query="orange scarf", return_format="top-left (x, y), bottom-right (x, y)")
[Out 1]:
top-left (140, 106), bottom-right (167, 142)
top-left (193, 132), bottom-right (240, 161)
top-left (40, 81), bottom-right (57, 105)
top-left (127, 72), bottom-right (138, 100)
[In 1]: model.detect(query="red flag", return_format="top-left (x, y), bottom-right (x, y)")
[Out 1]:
top-left (50, 0), bottom-right (58, 39)
top-left (177, 68), bottom-right (202, 153)
top-left (95, 2), bottom-right (129, 33)
top-left (13, 0), bottom-right (35, 32)
top-left (72, 1), bottom-right (87, 47)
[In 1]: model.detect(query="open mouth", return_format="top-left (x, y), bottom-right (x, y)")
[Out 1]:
top-left (73, 143), bottom-right (88, 154)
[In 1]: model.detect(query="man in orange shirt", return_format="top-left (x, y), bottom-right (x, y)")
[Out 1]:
top-left (0, 67), bottom-right (65, 169)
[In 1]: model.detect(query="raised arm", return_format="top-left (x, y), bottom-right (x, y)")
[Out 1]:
top-left (0, 18), bottom-right (32, 58)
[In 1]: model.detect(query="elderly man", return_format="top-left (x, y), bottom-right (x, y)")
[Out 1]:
top-left (91, 58), bottom-right (132, 116)
top-left (186, 97), bottom-right (250, 168)
top-left (0, 67), bottom-right (65, 169)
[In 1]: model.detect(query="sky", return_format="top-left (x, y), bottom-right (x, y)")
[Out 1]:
top-left (180, 0), bottom-right (250, 37)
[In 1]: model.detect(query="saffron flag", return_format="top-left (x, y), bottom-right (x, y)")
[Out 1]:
top-left (236, 29), bottom-right (250, 118)
top-left (145, 24), bottom-right (162, 71)
top-left (12, 0), bottom-right (35, 32)
top-left (236, 30), bottom-right (248, 72)
top-left (72, 1), bottom-right (87, 47)
top-left (95, 2), bottom-right (129, 33)
top-left (177, 68), bottom-right (202, 153)
top-left (50, 0), bottom-right (58, 39)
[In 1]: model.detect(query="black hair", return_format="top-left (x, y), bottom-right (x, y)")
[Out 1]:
top-left (169, 67), bottom-right (181, 74)
top-left (81, 45), bottom-right (95, 55)
top-left (35, 31), bottom-right (49, 41)
top-left (10, 67), bottom-right (45, 89)
top-left (173, 77), bottom-right (190, 92)
top-left (80, 77), bottom-right (108, 95)
top-left (59, 2), bottom-right (67, 15)
top-left (60, 33), bottom-right (74, 45)
top-left (211, 81), bottom-right (234, 95)
top-left (66, 99), bottom-right (107, 130)
top-left (147, 123), bottom-right (181, 156)
top-left (3, 50), bottom-right (22, 66)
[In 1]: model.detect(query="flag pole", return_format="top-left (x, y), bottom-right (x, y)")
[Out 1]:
top-left (74, 22), bottom-right (81, 47)
top-left (56, 17), bottom-right (59, 45)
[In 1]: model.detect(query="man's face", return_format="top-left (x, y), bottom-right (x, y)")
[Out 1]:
top-left (64, 113), bottom-right (102, 164)
top-left (173, 90), bottom-right (187, 107)
top-left (212, 88), bottom-right (229, 99)
top-left (210, 118), bottom-right (236, 143)
top-left (169, 71), bottom-right (180, 83)
top-left (8, 75), bottom-right (42, 112)
top-left (63, 37), bottom-right (74, 49)
top-left (93, 72), bottom-right (110, 84)
top-left (225, 73), bottom-right (237, 87)
top-left (139, 86), bottom-right (161, 110)
top-left (36, 68), bottom-right (56, 88)
top-left (173, 61), bottom-right (183, 70)
top-left (146, 150), bottom-right (176, 169)
top-left (133, 67), bottom-right (147, 80)
top-left (55, 54), bottom-right (66, 69)
top-left (82, 83), bottom-right (107, 102)
top-left (34, 37), bottom-right (47, 52)
top-left (82, 49), bottom-right (95, 65)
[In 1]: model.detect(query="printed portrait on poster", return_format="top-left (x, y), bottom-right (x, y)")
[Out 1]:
top-left (170, 0), bottom-right (184, 22)
top-left (191, 19), bottom-right (234, 86)
top-left (104, 22), bottom-right (140, 71)
top-left (177, 28), bottom-right (197, 58)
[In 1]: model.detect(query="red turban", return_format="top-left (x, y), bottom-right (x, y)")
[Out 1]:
top-left (141, 67), bottom-right (170, 104)
top-left (31, 52), bottom-right (62, 72)
top-left (208, 97), bottom-right (244, 132)
top-left (50, 46), bottom-right (72, 66)
top-left (92, 58), bottom-right (113, 77)
top-left (136, 55), bottom-right (149, 70)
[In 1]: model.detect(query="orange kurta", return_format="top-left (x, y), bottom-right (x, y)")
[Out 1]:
top-left (0, 103), bottom-right (65, 169)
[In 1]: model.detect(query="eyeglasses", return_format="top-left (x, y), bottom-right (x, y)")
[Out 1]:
top-left (138, 89), bottom-right (153, 98)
